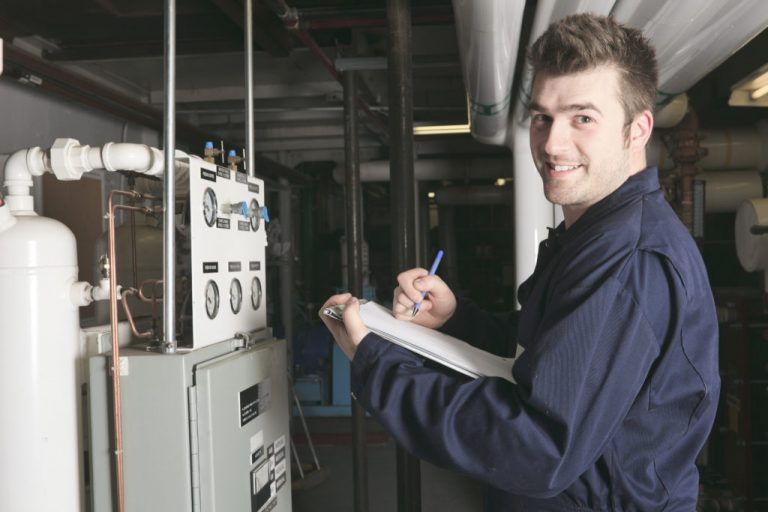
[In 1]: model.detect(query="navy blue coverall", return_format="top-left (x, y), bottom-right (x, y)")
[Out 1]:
top-left (350, 167), bottom-right (720, 511)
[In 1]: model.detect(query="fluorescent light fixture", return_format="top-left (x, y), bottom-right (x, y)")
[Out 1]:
top-left (751, 82), bottom-right (768, 100)
top-left (729, 63), bottom-right (768, 106)
top-left (414, 95), bottom-right (471, 136)
top-left (427, 191), bottom-right (436, 199)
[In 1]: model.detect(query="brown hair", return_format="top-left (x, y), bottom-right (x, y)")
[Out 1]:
top-left (527, 13), bottom-right (658, 124)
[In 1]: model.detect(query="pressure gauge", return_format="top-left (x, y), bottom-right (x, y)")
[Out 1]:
top-left (202, 187), bottom-right (218, 227)
top-left (230, 278), bottom-right (243, 314)
top-left (204, 280), bottom-right (220, 319)
top-left (251, 276), bottom-right (262, 310)
top-left (249, 198), bottom-right (260, 231)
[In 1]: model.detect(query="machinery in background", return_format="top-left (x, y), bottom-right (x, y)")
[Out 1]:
top-left (0, 139), bottom-right (291, 512)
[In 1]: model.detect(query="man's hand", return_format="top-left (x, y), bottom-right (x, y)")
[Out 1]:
top-left (319, 293), bottom-right (370, 360)
top-left (392, 268), bottom-right (456, 328)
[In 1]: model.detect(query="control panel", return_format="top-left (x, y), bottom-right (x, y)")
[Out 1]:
top-left (188, 156), bottom-right (268, 348)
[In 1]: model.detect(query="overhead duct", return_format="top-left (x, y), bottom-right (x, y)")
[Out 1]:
top-left (452, 0), bottom-right (525, 145)
top-left (613, 0), bottom-right (768, 100)
top-left (333, 158), bottom-right (512, 183)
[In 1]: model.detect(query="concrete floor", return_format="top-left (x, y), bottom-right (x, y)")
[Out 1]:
top-left (291, 417), bottom-right (484, 512)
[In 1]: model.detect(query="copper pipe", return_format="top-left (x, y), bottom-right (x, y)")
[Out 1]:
top-left (120, 288), bottom-right (155, 339)
top-left (107, 189), bottom-right (137, 512)
top-left (138, 279), bottom-right (164, 304)
top-left (130, 209), bottom-right (139, 289)
top-left (105, 192), bottom-right (161, 511)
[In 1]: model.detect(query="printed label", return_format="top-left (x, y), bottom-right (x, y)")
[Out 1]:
top-left (229, 261), bottom-right (242, 272)
top-left (201, 168), bottom-right (217, 182)
top-left (250, 261), bottom-right (261, 271)
top-left (217, 166), bottom-right (231, 179)
top-left (202, 262), bottom-right (219, 274)
top-left (216, 218), bottom-right (230, 229)
top-left (236, 172), bottom-right (248, 184)
top-left (240, 379), bottom-right (271, 427)
top-left (248, 183), bottom-right (260, 193)
top-left (238, 220), bottom-right (251, 232)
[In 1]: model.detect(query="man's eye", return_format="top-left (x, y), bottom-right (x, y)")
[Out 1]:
top-left (575, 115), bottom-right (593, 124)
top-left (531, 114), bottom-right (551, 124)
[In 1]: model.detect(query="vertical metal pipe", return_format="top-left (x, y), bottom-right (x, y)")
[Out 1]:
top-left (278, 179), bottom-right (294, 350)
top-left (344, 70), bottom-right (368, 512)
top-left (245, 0), bottom-right (256, 178)
top-left (162, 0), bottom-right (177, 353)
top-left (387, 0), bottom-right (420, 510)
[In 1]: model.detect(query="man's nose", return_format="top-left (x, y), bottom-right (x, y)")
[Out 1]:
top-left (543, 119), bottom-right (571, 155)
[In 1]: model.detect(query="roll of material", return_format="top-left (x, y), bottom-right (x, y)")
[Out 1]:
top-left (735, 198), bottom-right (768, 272)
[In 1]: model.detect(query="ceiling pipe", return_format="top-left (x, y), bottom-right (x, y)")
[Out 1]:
top-left (612, 0), bottom-right (768, 100)
top-left (298, 6), bottom-right (453, 30)
top-left (264, 0), bottom-right (388, 136)
top-left (435, 185), bottom-right (514, 205)
top-left (333, 158), bottom-right (512, 183)
top-left (452, 0), bottom-right (525, 145)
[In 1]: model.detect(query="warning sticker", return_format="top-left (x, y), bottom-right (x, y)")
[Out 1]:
top-left (239, 379), bottom-right (271, 428)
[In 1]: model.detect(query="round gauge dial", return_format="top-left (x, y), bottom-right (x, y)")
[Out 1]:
top-left (203, 187), bottom-right (218, 227)
top-left (251, 276), bottom-right (262, 310)
top-left (249, 198), bottom-right (260, 231)
top-left (204, 280), bottom-right (220, 319)
top-left (230, 278), bottom-right (243, 314)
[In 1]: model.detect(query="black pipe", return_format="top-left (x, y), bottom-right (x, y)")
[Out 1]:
top-left (387, 1), bottom-right (421, 511)
top-left (344, 70), bottom-right (369, 512)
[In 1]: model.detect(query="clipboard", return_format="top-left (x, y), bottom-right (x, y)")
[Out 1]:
top-left (323, 300), bottom-right (516, 383)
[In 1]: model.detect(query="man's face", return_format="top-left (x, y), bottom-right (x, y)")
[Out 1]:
top-left (529, 65), bottom-right (636, 224)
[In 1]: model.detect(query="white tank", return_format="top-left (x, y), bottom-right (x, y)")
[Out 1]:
top-left (0, 204), bottom-right (83, 512)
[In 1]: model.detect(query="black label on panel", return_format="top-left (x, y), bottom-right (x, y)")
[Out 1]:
top-left (216, 218), bottom-right (230, 229)
top-left (275, 448), bottom-right (285, 464)
top-left (201, 168), bottom-right (217, 182)
top-left (267, 444), bottom-right (274, 457)
top-left (240, 379), bottom-right (271, 428)
top-left (203, 262), bottom-right (219, 274)
top-left (248, 183), bottom-right (260, 194)
top-left (250, 261), bottom-right (261, 271)
top-left (251, 446), bottom-right (264, 465)
top-left (217, 166), bottom-right (231, 179)
top-left (238, 220), bottom-right (251, 232)
top-left (229, 261), bottom-right (242, 272)
top-left (276, 473), bottom-right (286, 491)
top-left (236, 172), bottom-right (248, 184)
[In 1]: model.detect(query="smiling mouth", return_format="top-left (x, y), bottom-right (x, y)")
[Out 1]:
top-left (547, 163), bottom-right (582, 173)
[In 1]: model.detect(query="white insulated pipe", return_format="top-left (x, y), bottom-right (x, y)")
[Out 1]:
top-left (613, 0), bottom-right (768, 99)
top-left (452, 0), bottom-right (525, 145)
top-left (697, 170), bottom-right (763, 213)
top-left (2, 138), bottom-right (188, 213)
top-left (333, 157), bottom-right (512, 183)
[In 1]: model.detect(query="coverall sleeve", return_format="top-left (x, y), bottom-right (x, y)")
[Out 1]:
top-left (350, 251), bottom-right (671, 497)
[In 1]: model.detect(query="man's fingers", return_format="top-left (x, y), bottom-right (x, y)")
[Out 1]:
top-left (342, 297), bottom-right (369, 344)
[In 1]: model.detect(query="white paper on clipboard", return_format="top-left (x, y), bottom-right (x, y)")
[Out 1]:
top-left (323, 300), bottom-right (516, 383)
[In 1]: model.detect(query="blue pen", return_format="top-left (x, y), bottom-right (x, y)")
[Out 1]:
top-left (412, 249), bottom-right (444, 316)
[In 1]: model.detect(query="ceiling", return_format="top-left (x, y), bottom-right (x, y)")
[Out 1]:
top-left (1, 0), bottom-right (767, 174)
top-left (0, 0), bottom-right (505, 170)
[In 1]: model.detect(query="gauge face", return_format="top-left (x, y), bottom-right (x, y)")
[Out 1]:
top-left (251, 276), bottom-right (262, 310)
top-left (203, 187), bottom-right (218, 227)
top-left (205, 280), bottom-right (220, 319)
top-left (249, 198), bottom-right (260, 231)
top-left (230, 278), bottom-right (243, 314)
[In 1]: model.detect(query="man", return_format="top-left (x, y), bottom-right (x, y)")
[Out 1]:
top-left (321, 13), bottom-right (719, 511)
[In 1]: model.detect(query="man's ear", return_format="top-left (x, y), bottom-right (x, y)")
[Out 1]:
top-left (629, 109), bottom-right (654, 150)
